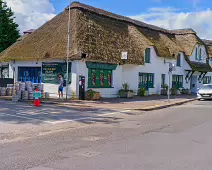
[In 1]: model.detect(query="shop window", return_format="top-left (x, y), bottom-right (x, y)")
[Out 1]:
top-left (203, 76), bottom-right (211, 84)
top-left (145, 48), bottom-right (151, 63)
top-left (139, 73), bottom-right (154, 89)
top-left (172, 75), bottom-right (183, 88)
top-left (18, 67), bottom-right (41, 83)
top-left (88, 69), bottom-right (112, 88)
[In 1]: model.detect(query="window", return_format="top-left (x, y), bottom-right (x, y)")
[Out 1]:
top-left (203, 76), bottom-right (211, 84)
top-left (161, 74), bottom-right (166, 87)
top-left (195, 48), bottom-right (198, 60)
top-left (199, 48), bottom-right (202, 61)
top-left (145, 48), bottom-right (151, 63)
top-left (172, 75), bottom-right (183, 88)
top-left (88, 69), bottom-right (112, 88)
top-left (18, 67), bottom-right (41, 83)
top-left (176, 54), bottom-right (181, 67)
top-left (139, 73), bottom-right (154, 89)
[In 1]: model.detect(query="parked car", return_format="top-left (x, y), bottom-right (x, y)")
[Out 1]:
top-left (197, 84), bottom-right (212, 100)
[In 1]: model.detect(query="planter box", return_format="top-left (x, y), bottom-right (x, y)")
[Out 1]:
top-left (181, 89), bottom-right (191, 95)
top-left (119, 91), bottom-right (134, 98)
top-left (85, 92), bottom-right (101, 100)
top-left (161, 89), bottom-right (167, 95)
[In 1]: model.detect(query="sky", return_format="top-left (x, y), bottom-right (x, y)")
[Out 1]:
top-left (4, 0), bottom-right (212, 39)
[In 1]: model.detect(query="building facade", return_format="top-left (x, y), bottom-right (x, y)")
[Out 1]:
top-left (0, 2), bottom-right (212, 98)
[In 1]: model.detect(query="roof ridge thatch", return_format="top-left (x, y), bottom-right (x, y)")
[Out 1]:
top-left (68, 1), bottom-right (196, 35)
top-left (202, 39), bottom-right (212, 58)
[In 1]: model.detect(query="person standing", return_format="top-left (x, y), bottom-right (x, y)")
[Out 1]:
top-left (58, 74), bottom-right (64, 99)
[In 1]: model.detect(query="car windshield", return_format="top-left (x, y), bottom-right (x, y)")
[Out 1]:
top-left (200, 85), bottom-right (212, 90)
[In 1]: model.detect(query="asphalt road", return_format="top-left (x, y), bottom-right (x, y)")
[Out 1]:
top-left (0, 100), bottom-right (133, 142)
top-left (1, 100), bottom-right (212, 169)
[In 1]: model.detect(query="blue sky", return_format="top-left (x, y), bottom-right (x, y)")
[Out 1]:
top-left (51, 0), bottom-right (211, 15)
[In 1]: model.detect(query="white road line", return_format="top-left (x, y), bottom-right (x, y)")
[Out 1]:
top-left (0, 113), bottom-right (51, 124)
top-left (45, 117), bottom-right (92, 124)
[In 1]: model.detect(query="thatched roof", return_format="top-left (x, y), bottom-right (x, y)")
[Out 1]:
top-left (0, 1), bottom-right (207, 64)
top-left (202, 39), bottom-right (212, 58)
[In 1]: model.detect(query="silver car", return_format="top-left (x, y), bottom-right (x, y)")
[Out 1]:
top-left (197, 84), bottom-right (212, 100)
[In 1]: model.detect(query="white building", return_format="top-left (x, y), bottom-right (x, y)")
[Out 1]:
top-left (0, 2), bottom-right (212, 98)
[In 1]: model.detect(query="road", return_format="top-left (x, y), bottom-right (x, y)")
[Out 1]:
top-left (1, 100), bottom-right (212, 169)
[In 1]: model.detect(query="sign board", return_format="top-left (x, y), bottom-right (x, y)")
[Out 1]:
top-left (33, 91), bottom-right (41, 99)
top-left (42, 62), bottom-right (72, 84)
top-left (121, 52), bottom-right (128, 60)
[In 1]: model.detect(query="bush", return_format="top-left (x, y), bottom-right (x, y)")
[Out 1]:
top-left (137, 87), bottom-right (146, 96)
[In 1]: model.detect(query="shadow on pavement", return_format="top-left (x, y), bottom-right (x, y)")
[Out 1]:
top-left (0, 100), bottom-right (130, 125)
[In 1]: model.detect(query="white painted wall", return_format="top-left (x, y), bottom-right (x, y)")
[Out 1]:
top-left (122, 47), bottom-right (190, 95)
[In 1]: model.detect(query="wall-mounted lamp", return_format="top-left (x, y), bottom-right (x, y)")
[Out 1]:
top-left (121, 51), bottom-right (128, 65)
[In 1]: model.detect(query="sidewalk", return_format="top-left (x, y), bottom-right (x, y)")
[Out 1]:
top-left (42, 95), bottom-right (197, 111)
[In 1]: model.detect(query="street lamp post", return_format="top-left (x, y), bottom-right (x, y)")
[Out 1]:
top-left (164, 61), bottom-right (175, 102)
top-left (66, 0), bottom-right (71, 100)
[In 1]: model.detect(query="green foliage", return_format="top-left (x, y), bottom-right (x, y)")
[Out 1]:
top-left (118, 83), bottom-right (133, 97)
top-left (122, 83), bottom-right (130, 91)
top-left (86, 89), bottom-right (96, 98)
top-left (161, 84), bottom-right (168, 91)
top-left (0, 0), bottom-right (20, 53)
top-left (137, 87), bottom-right (146, 96)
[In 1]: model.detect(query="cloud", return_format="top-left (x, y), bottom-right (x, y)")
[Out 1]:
top-left (130, 7), bottom-right (212, 39)
top-left (5, 0), bottom-right (56, 34)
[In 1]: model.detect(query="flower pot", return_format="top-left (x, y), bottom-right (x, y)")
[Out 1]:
top-left (161, 89), bottom-right (167, 95)
top-left (119, 91), bottom-right (133, 98)
top-left (86, 91), bottom-right (101, 100)
top-left (176, 90), bottom-right (181, 95)
top-left (144, 90), bottom-right (149, 96)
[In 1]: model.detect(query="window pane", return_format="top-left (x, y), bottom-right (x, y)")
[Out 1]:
top-left (99, 70), bottom-right (104, 87)
top-left (145, 48), bottom-right (150, 63)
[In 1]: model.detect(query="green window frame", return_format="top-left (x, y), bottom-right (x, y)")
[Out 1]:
top-left (172, 75), bottom-right (183, 88)
top-left (145, 48), bottom-right (151, 63)
top-left (199, 48), bottom-right (202, 61)
top-left (139, 73), bottom-right (154, 89)
top-left (161, 74), bottom-right (166, 87)
top-left (195, 48), bottom-right (198, 60)
top-left (88, 69), bottom-right (112, 88)
top-left (176, 54), bottom-right (181, 67)
top-left (203, 76), bottom-right (211, 84)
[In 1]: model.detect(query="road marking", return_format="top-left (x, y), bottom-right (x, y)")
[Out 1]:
top-left (0, 113), bottom-right (51, 124)
top-left (45, 117), bottom-right (92, 124)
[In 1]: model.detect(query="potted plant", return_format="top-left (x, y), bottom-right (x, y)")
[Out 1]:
top-left (161, 84), bottom-right (168, 95)
top-left (118, 83), bottom-right (134, 98)
top-left (171, 86), bottom-right (177, 95)
top-left (86, 89), bottom-right (101, 100)
top-left (181, 88), bottom-right (191, 95)
top-left (137, 87), bottom-right (146, 96)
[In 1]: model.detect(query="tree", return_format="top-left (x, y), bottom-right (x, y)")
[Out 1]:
top-left (0, 0), bottom-right (20, 53)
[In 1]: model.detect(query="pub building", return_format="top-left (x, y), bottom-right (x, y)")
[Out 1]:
top-left (0, 2), bottom-right (212, 98)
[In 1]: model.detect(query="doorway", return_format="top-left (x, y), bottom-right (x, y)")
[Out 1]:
top-left (191, 75), bottom-right (198, 94)
top-left (79, 75), bottom-right (85, 100)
